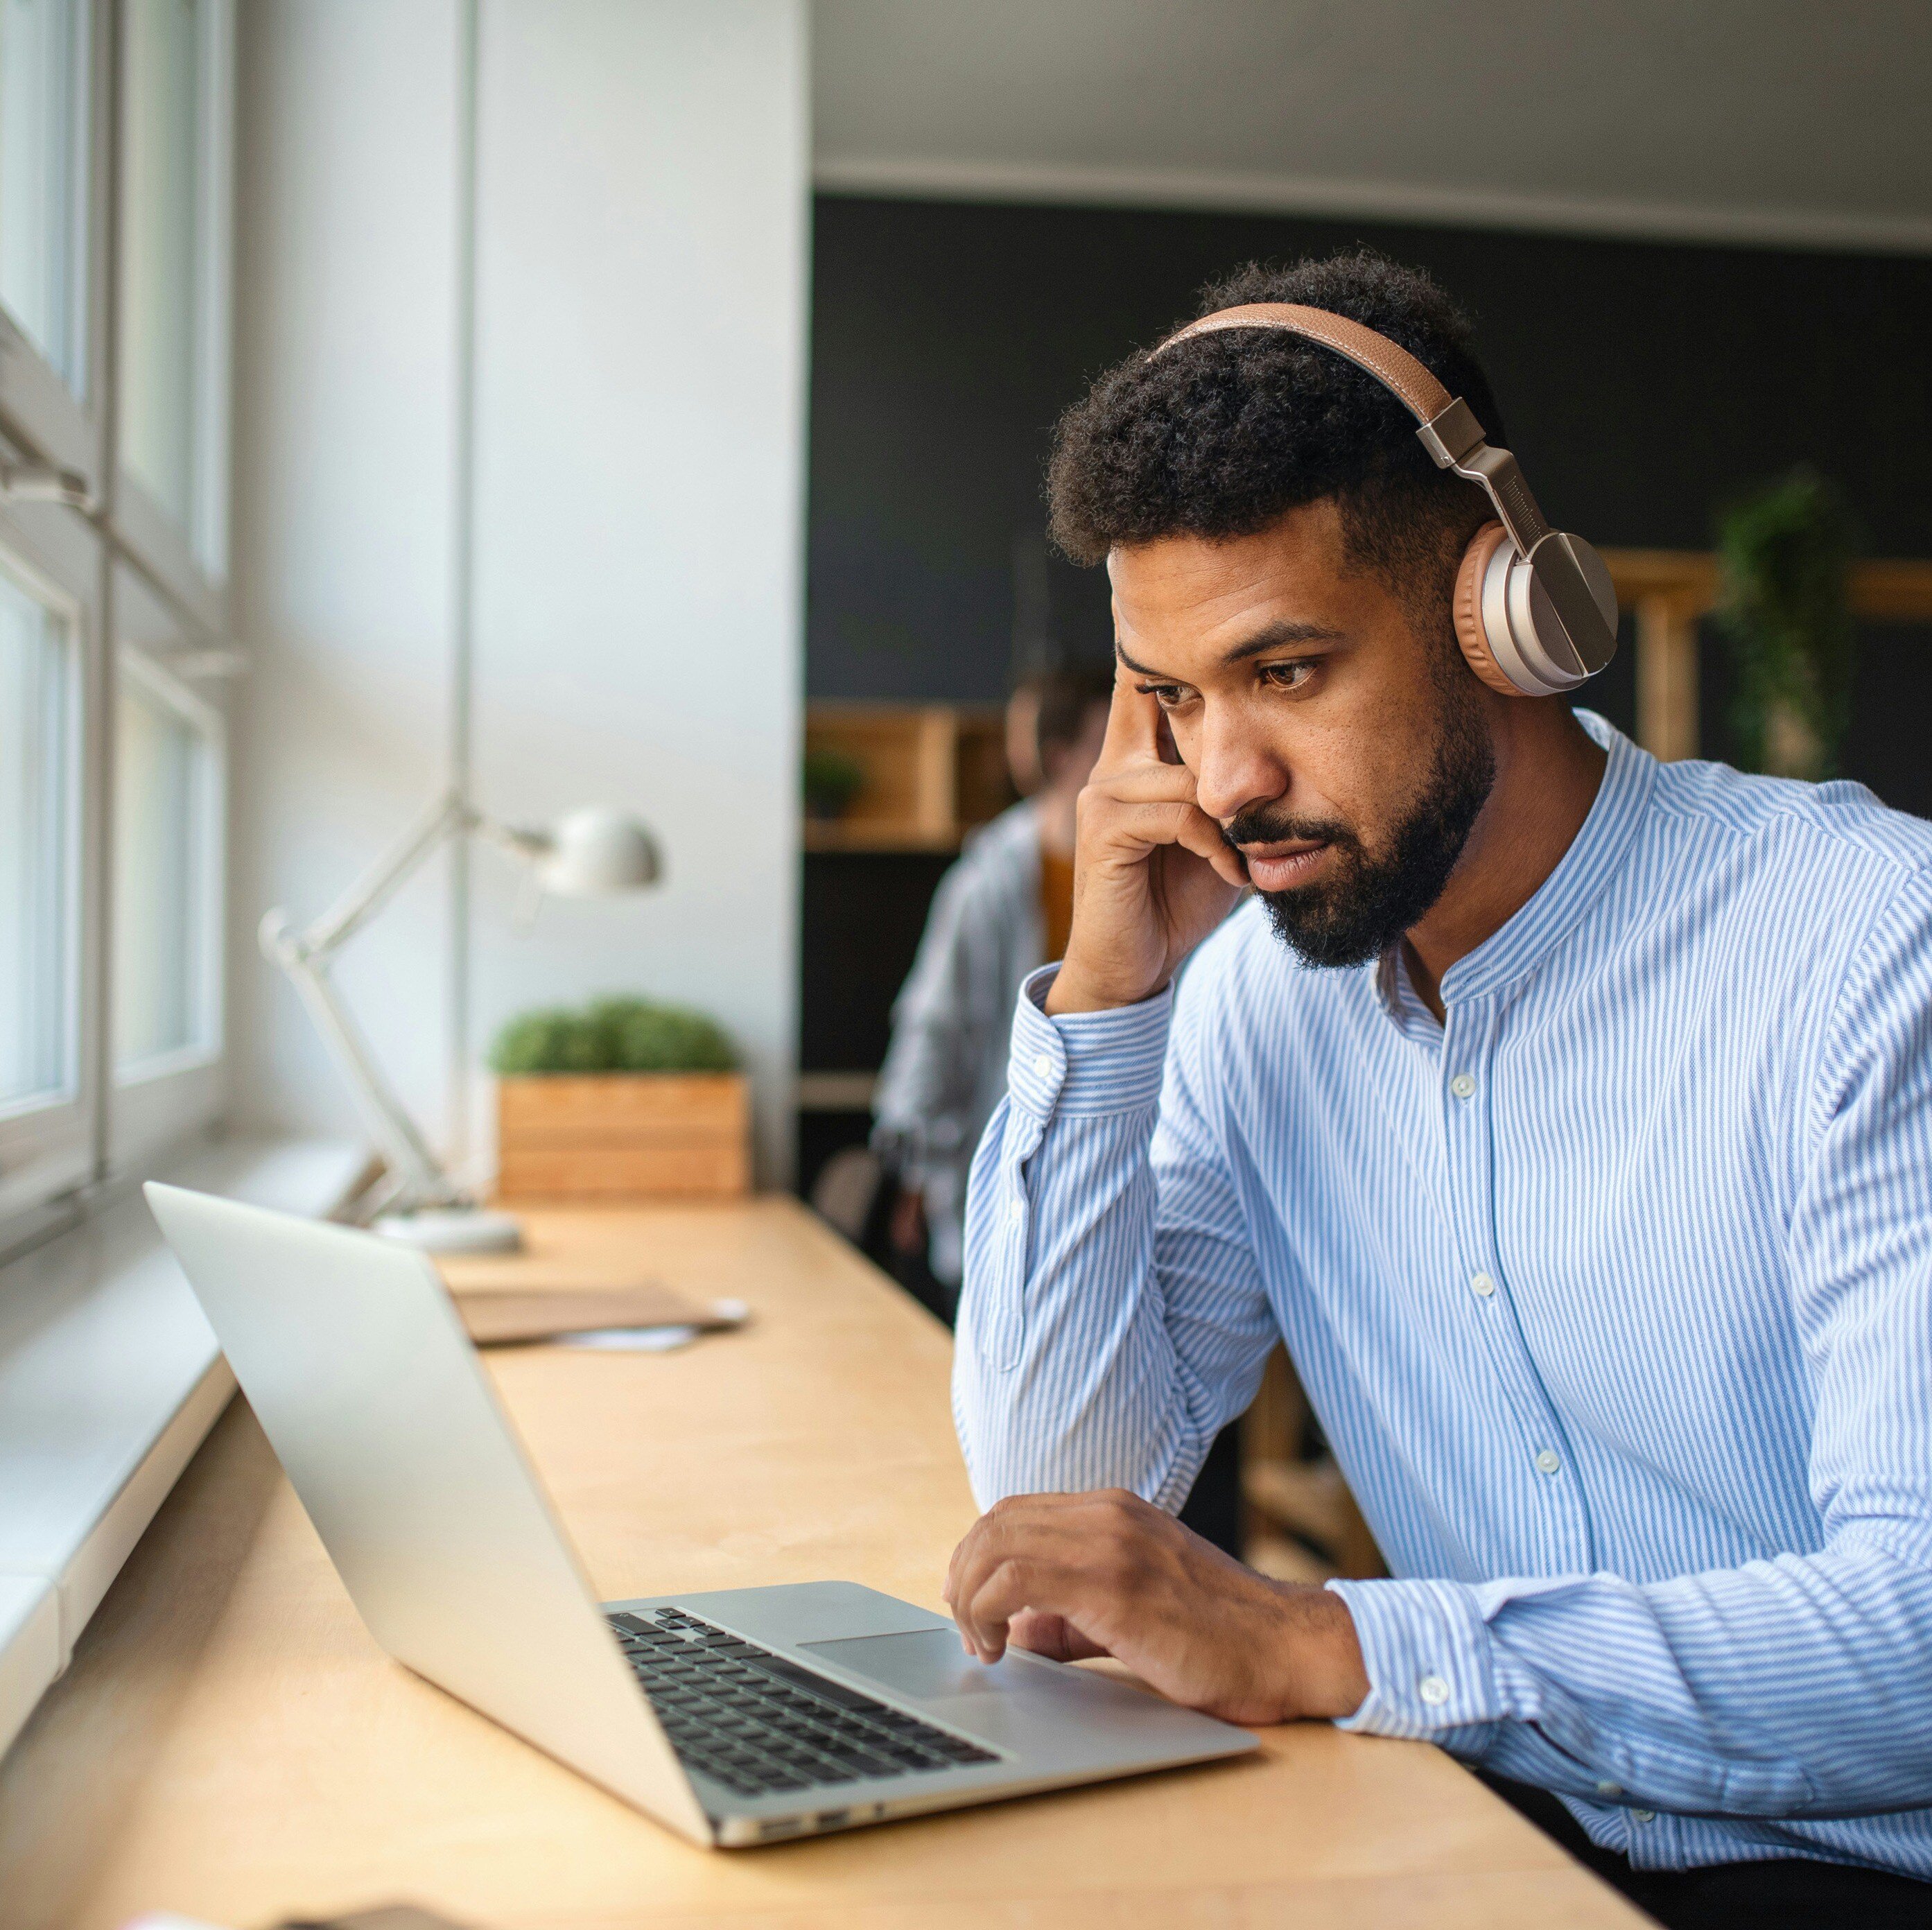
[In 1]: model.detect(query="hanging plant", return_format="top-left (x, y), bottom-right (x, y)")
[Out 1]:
top-left (1714, 467), bottom-right (1859, 781)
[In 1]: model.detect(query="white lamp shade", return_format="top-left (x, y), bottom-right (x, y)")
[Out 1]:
top-left (537, 808), bottom-right (662, 896)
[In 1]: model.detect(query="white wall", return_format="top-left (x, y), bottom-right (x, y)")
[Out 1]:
top-left (227, 0), bottom-right (463, 1162)
top-left (229, 0), bottom-right (806, 1183)
top-left (469, 1), bottom-right (806, 1179)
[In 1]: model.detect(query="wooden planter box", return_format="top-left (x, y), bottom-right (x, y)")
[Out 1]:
top-left (495, 1072), bottom-right (751, 1202)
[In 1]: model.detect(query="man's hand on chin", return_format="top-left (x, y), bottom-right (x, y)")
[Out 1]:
top-left (941, 1489), bottom-right (1370, 1727)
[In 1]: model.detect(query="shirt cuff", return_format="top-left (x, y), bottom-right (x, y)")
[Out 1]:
top-left (1326, 1577), bottom-right (1507, 1739)
top-left (1005, 966), bottom-right (1174, 1121)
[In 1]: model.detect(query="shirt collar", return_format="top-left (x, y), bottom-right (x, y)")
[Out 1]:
top-left (1371, 710), bottom-right (1655, 1022)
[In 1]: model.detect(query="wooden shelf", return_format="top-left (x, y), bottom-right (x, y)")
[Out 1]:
top-left (801, 822), bottom-right (963, 854)
top-left (796, 1070), bottom-right (878, 1111)
top-left (1601, 548), bottom-right (1932, 765)
top-left (804, 702), bottom-right (1013, 853)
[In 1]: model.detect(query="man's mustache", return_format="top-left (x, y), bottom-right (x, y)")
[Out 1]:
top-left (1221, 805), bottom-right (1362, 860)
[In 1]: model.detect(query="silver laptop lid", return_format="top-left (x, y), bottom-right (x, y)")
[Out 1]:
top-left (144, 1182), bottom-right (711, 1843)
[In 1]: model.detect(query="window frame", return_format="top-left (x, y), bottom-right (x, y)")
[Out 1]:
top-left (0, 0), bottom-right (111, 496)
top-left (0, 0), bottom-right (235, 1258)
top-left (0, 497), bottom-right (102, 1233)
top-left (110, 0), bottom-right (233, 620)
top-left (108, 632), bottom-right (226, 1168)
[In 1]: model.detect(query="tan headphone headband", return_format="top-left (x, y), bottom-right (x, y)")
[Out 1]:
top-left (1154, 302), bottom-right (1456, 424)
top-left (1149, 300), bottom-right (1619, 694)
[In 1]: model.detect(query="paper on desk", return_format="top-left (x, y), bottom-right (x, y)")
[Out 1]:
top-left (554, 1298), bottom-right (749, 1353)
top-left (555, 1323), bottom-right (702, 1352)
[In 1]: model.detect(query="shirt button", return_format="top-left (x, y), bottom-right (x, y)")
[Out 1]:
top-left (1450, 1073), bottom-right (1476, 1099)
top-left (1471, 1271), bottom-right (1496, 1298)
top-left (1595, 1780), bottom-right (1623, 1799)
top-left (1535, 1449), bottom-right (1562, 1476)
top-left (1630, 1809), bottom-right (1655, 1825)
top-left (1418, 1674), bottom-right (1450, 1706)
top-left (1032, 1052), bottom-right (1052, 1077)
top-left (1009, 1197), bottom-right (1025, 1222)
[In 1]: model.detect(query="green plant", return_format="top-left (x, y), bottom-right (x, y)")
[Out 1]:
top-left (802, 745), bottom-right (867, 821)
top-left (1714, 467), bottom-right (1859, 781)
top-left (488, 996), bottom-right (738, 1075)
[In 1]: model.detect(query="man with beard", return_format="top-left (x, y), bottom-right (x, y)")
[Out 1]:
top-left (945, 254), bottom-right (1932, 1930)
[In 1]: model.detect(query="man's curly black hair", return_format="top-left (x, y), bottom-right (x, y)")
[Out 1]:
top-left (1046, 252), bottom-right (1503, 624)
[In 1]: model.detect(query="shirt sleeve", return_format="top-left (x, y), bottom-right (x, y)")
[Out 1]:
top-left (1329, 871), bottom-right (1932, 1818)
top-left (952, 959), bottom-right (1280, 1513)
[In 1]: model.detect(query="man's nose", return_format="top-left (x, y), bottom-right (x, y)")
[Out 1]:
top-left (1191, 709), bottom-right (1287, 825)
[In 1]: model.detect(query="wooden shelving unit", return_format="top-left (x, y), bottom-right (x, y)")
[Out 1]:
top-left (803, 703), bottom-right (1013, 852)
top-left (1603, 550), bottom-right (1932, 765)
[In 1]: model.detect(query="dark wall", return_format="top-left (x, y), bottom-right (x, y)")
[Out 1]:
top-left (808, 195), bottom-right (1932, 803)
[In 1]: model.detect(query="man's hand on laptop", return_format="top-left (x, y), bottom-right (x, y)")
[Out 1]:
top-left (942, 1490), bottom-right (1368, 1725)
top-left (1045, 670), bottom-right (1247, 1016)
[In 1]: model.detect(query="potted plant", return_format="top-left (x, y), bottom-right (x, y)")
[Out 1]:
top-left (490, 996), bottom-right (749, 1201)
top-left (802, 745), bottom-right (867, 822)
top-left (1715, 467), bottom-right (1859, 781)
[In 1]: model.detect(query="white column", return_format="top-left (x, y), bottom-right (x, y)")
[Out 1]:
top-left (469, 0), bottom-right (808, 1183)
top-left (229, 0), bottom-right (808, 1184)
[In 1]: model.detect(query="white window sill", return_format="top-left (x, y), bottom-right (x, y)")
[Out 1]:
top-left (0, 1136), bottom-right (366, 1762)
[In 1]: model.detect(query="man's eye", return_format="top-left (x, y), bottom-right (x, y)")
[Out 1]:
top-left (1260, 661), bottom-right (1316, 691)
top-left (1135, 681), bottom-right (1190, 711)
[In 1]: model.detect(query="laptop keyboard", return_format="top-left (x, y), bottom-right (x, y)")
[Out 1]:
top-left (608, 1608), bottom-right (1000, 1800)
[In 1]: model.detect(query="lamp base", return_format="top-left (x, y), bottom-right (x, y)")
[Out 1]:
top-left (374, 1206), bottom-right (524, 1254)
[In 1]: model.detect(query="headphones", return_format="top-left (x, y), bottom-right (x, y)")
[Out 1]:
top-left (1152, 303), bottom-right (1617, 697)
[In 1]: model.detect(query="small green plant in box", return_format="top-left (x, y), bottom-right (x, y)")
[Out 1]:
top-left (489, 996), bottom-right (738, 1075)
top-left (491, 996), bottom-right (747, 1201)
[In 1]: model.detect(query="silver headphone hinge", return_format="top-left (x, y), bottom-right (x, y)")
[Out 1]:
top-left (1415, 398), bottom-right (1485, 469)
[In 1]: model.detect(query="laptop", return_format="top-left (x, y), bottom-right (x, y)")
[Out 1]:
top-left (145, 1183), bottom-right (1256, 1848)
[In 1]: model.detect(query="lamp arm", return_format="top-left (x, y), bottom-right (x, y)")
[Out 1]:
top-left (259, 785), bottom-right (570, 1217)
top-left (260, 923), bottom-right (461, 1206)
top-left (301, 789), bottom-right (480, 959)
top-left (261, 785), bottom-right (485, 1215)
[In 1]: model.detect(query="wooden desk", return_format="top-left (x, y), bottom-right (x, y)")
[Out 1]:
top-left (0, 1200), bottom-right (1644, 1929)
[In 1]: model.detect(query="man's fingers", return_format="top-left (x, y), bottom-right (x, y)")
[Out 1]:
top-left (1095, 656), bottom-right (1165, 770)
top-left (1169, 808), bottom-right (1253, 889)
top-left (1093, 797), bottom-right (1251, 891)
top-left (1095, 760), bottom-right (1201, 807)
top-left (1088, 764), bottom-right (1249, 891)
top-left (1008, 1608), bottom-right (1109, 1663)
top-left (962, 1554), bottom-right (1072, 1662)
top-left (946, 1495), bottom-right (1131, 1660)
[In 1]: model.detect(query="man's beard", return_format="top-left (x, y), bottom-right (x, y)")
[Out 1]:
top-left (1225, 681), bottom-right (1496, 971)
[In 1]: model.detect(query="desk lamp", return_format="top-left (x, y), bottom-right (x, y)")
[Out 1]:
top-left (260, 790), bottom-right (661, 1253)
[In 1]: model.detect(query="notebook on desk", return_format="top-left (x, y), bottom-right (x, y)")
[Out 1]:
top-left (451, 1282), bottom-right (746, 1346)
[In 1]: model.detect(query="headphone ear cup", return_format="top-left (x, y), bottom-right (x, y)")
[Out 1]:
top-left (1454, 521), bottom-right (1526, 695)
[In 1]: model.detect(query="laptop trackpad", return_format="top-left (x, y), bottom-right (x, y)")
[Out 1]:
top-left (802, 1628), bottom-right (1020, 1700)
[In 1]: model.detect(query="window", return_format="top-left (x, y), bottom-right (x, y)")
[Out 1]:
top-left (114, 0), bottom-right (231, 589)
top-left (0, 0), bottom-right (89, 397)
top-left (0, 557), bottom-right (76, 1113)
top-left (113, 650), bottom-right (219, 1077)
top-left (0, 0), bottom-right (234, 1252)
top-left (117, 0), bottom-right (197, 528)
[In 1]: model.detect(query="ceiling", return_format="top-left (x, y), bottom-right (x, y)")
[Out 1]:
top-left (812, 0), bottom-right (1932, 252)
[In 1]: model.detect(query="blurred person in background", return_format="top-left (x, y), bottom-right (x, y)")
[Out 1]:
top-left (872, 664), bottom-right (1113, 1319)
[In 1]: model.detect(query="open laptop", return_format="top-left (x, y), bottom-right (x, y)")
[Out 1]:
top-left (145, 1183), bottom-right (1255, 1848)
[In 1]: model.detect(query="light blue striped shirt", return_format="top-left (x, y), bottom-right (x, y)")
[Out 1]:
top-left (955, 714), bottom-right (1932, 1880)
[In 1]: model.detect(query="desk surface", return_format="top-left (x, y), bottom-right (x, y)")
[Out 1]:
top-left (0, 1199), bottom-right (1643, 1929)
